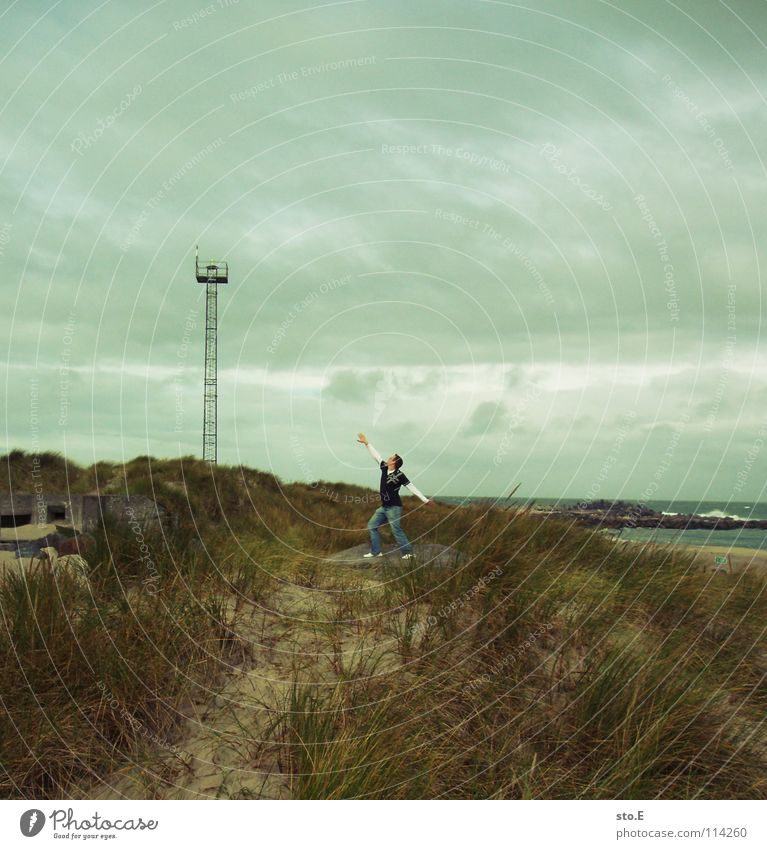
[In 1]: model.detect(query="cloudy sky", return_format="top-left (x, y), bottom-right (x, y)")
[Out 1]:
top-left (2, 0), bottom-right (765, 502)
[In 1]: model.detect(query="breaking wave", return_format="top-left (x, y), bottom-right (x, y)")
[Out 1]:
top-left (699, 509), bottom-right (751, 522)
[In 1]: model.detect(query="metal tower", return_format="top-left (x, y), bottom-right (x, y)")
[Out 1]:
top-left (196, 246), bottom-right (229, 464)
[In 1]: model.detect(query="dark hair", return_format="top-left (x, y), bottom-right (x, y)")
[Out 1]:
top-left (393, 454), bottom-right (403, 470)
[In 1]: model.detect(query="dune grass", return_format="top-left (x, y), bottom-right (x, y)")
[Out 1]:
top-left (0, 560), bottom-right (223, 796)
top-left (273, 506), bottom-right (766, 799)
top-left (0, 451), bottom-right (764, 799)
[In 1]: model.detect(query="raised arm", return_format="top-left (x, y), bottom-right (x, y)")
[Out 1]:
top-left (357, 432), bottom-right (382, 464)
top-left (366, 442), bottom-right (383, 464)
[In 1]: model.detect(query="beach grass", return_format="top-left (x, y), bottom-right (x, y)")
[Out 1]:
top-left (0, 450), bottom-right (764, 799)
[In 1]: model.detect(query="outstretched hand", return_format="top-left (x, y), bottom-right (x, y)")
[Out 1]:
top-left (357, 432), bottom-right (368, 445)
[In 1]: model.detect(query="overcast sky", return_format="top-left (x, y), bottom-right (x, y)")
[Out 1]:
top-left (2, 0), bottom-right (765, 502)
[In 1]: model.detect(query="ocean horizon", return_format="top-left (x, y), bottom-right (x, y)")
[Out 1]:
top-left (438, 497), bottom-right (767, 551)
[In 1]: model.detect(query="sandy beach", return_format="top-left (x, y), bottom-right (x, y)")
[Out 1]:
top-left (611, 536), bottom-right (767, 578)
top-left (681, 544), bottom-right (767, 577)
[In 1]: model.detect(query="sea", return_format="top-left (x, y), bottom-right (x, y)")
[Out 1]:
top-left (438, 498), bottom-right (767, 552)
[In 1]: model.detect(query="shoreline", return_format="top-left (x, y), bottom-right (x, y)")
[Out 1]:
top-left (611, 536), bottom-right (767, 577)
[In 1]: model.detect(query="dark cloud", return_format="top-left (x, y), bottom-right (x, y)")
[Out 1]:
top-left (322, 370), bottom-right (380, 404)
top-left (463, 401), bottom-right (507, 438)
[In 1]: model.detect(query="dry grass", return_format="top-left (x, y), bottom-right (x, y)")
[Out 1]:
top-left (272, 507), bottom-right (767, 799)
top-left (0, 452), bottom-right (764, 799)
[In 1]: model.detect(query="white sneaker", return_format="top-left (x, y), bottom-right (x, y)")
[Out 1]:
top-left (363, 552), bottom-right (383, 558)
top-left (401, 553), bottom-right (415, 560)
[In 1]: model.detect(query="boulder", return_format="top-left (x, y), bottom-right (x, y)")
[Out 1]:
top-left (37, 546), bottom-right (91, 587)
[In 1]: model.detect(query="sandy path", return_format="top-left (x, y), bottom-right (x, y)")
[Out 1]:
top-left (74, 538), bottom-right (766, 799)
top-left (82, 566), bottom-right (386, 800)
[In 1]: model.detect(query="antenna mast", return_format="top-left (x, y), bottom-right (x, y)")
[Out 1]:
top-left (195, 246), bottom-right (229, 464)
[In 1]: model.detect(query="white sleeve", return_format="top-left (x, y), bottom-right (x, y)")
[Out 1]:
top-left (404, 482), bottom-right (429, 503)
top-left (366, 442), bottom-right (383, 464)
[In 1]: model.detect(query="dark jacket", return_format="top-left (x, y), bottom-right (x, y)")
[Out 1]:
top-left (379, 462), bottom-right (410, 507)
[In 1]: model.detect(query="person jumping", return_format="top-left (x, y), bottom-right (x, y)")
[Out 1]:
top-left (357, 432), bottom-right (433, 559)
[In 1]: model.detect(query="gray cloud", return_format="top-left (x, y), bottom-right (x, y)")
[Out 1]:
top-left (463, 401), bottom-right (507, 438)
top-left (322, 369), bottom-right (379, 404)
top-left (2, 0), bottom-right (765, 501)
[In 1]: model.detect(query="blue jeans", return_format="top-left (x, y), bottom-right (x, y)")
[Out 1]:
top-left (367, 505), bottom-right (412, 555)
